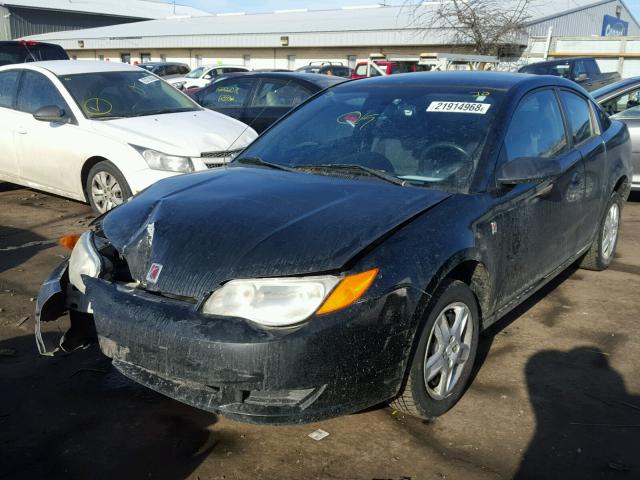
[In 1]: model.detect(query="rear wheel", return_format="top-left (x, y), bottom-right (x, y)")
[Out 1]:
top-left (391, 280), bottom-right (480, 419)
top-left (85, 161), bottom-right (132, 214)
top-left (580, 192), bottom-right (622, 271)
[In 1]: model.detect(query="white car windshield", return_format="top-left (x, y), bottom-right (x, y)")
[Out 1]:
top-left (186, 67), bottom-right (206, 79)
top-left (59, 71), bottom-right (199, 119)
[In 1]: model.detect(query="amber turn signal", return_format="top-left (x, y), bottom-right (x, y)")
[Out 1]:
top-left (59, 234), bottom-right (81, 250)
top-left (317, 268), bottom-right (379, 315)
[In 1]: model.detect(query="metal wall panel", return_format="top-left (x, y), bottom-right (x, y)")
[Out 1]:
top-left (0, 6), bottom-right (11, 40)
top-left (8, 7), bottom-right (142, 39)
top-left (528, 0), bottom-right (640, 37)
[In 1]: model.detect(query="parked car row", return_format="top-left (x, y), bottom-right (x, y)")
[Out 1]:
top-left (0, 61), bottom-right (256, 213)
top-left (36, 71), bottom-right (632, 427)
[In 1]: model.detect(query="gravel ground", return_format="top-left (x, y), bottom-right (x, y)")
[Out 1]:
top-left (1, 183), bottom-right (639, 480)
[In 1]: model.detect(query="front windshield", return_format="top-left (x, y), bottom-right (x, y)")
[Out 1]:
top-left (235, 81), bottom-right (504, 193)
top-left (59, 71), bottom-right (199, 119)
top-left (186, 67), bottom-right (206, 78)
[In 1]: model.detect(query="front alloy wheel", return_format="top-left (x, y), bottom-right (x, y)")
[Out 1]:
top-left (91, 171), bottom-right (124, 213)
top-left (424, 302), bottom-right (474, 400)
top-left (85, 160), bottom-right (132, 214)
top-left (391, 279), bottom-right (480, 419)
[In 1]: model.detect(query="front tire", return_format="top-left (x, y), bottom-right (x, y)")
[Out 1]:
top-left (391, 280), bottom-right (480, 419)
top-left (580, 191), bottom-right (622, 271)
top-left (85, 161), bottom-right (132, 214)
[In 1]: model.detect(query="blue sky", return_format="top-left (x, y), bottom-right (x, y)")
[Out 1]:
top-left (170, 0), bottom-right (640, 21)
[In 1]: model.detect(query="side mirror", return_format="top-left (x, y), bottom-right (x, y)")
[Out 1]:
top-left (33, 105), bottom-right (68, 123)
top-left (497, 157), bottom-right (563, 185)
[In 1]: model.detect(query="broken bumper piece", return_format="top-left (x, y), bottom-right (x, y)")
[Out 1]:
top-left (84, 276), bottom-right (411, 424)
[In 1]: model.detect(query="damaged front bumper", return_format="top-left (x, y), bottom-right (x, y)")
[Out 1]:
top-left (36, 263), bottom-right (414, 424)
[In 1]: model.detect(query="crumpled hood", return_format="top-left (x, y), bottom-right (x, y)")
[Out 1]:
top-left (101, 167), bottom-right (451, 299)
top-left (89, 110), bottom-right (257, 157)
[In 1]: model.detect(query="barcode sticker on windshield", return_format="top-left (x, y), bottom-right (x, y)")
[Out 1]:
top-left (427, 101), bottom-right (491, 114)
top-left (139, 75), bottom-right (159, 85)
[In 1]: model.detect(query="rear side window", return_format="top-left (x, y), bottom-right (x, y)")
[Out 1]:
top-left (0, 70), bottom-right (19, 108)
top-left (252, 79), bottom-right (311, 108)
top-left (504, 90), bottom-right (568, 160)
top-left (559, 90), bottom-right (594, 144)
top-left (17, 70), bottom-right (68, 114)
top-left (200, 78), bottom-right (255, 108)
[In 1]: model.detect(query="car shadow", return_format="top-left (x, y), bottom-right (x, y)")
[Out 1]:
top-left (0, 226), bottom-right (55, 275)
top-left (0, 333), bottom-right (224, 480)
top-left (514, 346), bottom-right (640, 479)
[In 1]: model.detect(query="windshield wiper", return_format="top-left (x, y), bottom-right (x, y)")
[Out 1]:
top-left (130, 107), bottom-right (198, 117)
top-left (295, 164), bottom-right (407, 186)
top-left (234, 156), bottom-right (297, 172)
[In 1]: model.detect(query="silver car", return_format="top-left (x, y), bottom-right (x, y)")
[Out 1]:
top-left (593, 78), bottom-right (640, 190)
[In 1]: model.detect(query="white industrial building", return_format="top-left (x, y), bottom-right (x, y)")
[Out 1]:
top-left (21, 0), bottom-right (640, 73)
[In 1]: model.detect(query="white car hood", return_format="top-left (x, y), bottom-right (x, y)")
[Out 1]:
top-left (89, 110), bottom-right (257, 157)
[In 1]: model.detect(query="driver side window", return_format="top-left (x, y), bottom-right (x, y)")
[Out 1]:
top-left (601, 87), bottom-right (640, 117)
top-left (504, 90), bottom-right (568, 162)
top-left (17, 71), bottom-right (69, 114)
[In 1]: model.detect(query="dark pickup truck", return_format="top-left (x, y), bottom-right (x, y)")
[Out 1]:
top-left (0, 40), bottom-right (68, 67)
top-left (519, 57), bottom-right (620, 92)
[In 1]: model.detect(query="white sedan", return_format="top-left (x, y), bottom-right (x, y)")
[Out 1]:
top-left (168, 64), bottom-right (250, 90)
top-left (0, 61), bottom-right (257, 213)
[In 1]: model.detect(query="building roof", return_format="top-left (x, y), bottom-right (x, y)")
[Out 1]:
top-left (22, 0), bottom-right (640, 49)
top-left (1, 0), bottom-right (209, 19)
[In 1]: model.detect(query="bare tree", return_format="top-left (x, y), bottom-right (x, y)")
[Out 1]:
top-left (404, 0), bottom-right (533, 56)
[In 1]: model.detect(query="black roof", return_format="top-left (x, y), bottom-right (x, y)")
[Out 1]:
top-left (215, 71), bottom-right (347, 89)
top-left (139, 61), bottom-right (189, 67)
top-left (346, 71), bottom-right (579, 92)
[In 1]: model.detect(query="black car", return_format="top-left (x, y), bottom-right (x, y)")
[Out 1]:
top-left (296, 63), bottom-right (353, 78)
top-left (138, 62), bottom-right (190, 80)
top-left (0, 40), bottom-right (68, 67)
top-left (191, 71), bottom-right (346, 133)
top-left (37, 72), bottom-right (632, 425)
top-left (518, 57), bottom-right (620, 92)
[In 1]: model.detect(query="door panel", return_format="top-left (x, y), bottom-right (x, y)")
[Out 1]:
top-left (558, 89), bottom-right (606, 248)
top-left (14, 71), bottom-right (82, 195)
top-left (0, 70), bottom-right (21, 179)
top-left (492, 89), bottom-right (585, 306)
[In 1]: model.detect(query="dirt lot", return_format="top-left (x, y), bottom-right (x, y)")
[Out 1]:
top-left (1, 182), bottom-right (639, 480)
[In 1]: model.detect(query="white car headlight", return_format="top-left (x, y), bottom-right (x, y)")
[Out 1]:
top-left (202, 276), bottom-right (340, 327)
top-left (69, 231), bottom-right (102, 294)
top-left (173, 81), bottom-right (186, 90)
top-left (133, 146), bottom-right (194, 173)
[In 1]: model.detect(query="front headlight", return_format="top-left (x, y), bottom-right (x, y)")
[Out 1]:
top-left (201, 269), bottom-right (379, 327)
top-left (69, 231), bottom-right (102, 294)
top-left (133, 146), bottom-right (194, 173)
top-left (173, 81), bottom-right (186, 90)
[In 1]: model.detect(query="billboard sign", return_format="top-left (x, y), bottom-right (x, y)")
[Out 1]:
top-left (601, 14), bottom-right (628, 37)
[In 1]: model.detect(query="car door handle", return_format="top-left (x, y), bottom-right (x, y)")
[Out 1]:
top-left (16, 128), bottom-right (27, 135)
